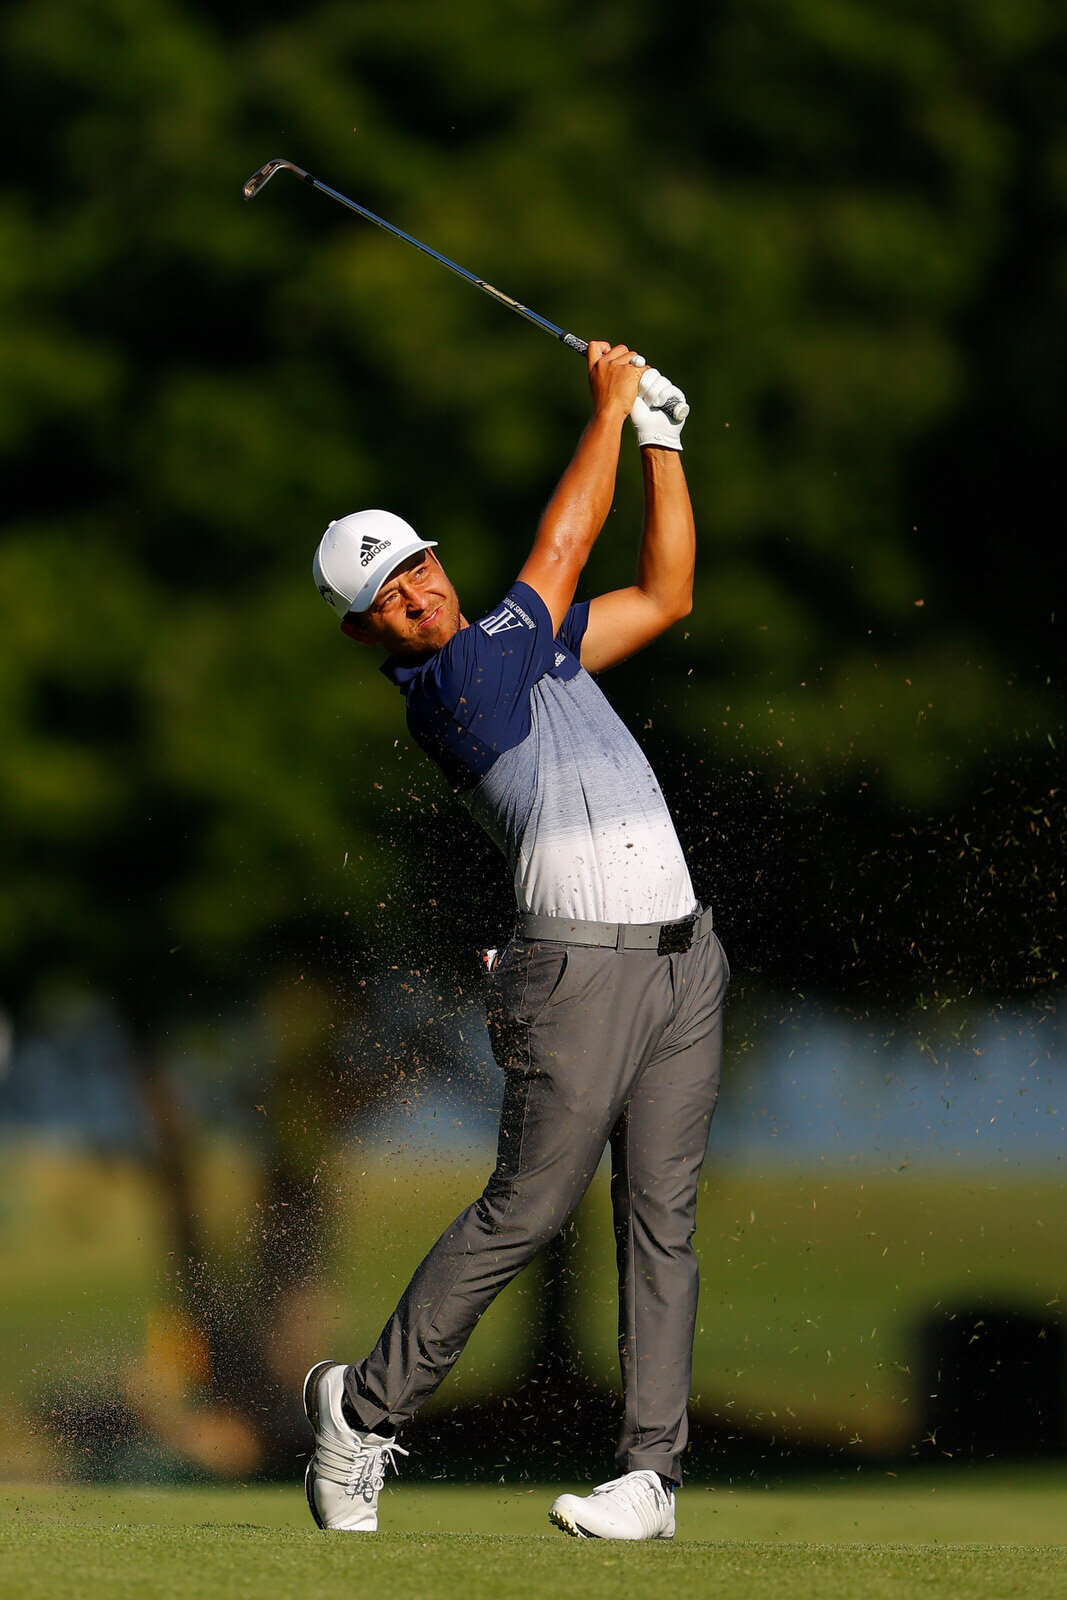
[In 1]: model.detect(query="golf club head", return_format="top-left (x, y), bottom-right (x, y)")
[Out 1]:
top-left (243, 159), bottom-right (310, 200)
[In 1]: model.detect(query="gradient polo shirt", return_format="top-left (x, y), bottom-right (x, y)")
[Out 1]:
top-left (381, 582), bottom-right (696, 923)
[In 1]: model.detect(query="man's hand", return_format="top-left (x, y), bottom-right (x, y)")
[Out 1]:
top-left (630, 367), bottom-right (688, 452)
top-left (587, 341), bottom-right (645, 421)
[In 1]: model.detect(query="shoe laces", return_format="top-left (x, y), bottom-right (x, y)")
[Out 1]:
top-left (591, 1471), bottom-right (670, 1524)
top-left (316, 1433), bottom-right (409, 1502)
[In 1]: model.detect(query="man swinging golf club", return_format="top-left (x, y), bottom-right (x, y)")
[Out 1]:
top-left (305, 341), bottom-right (729, 1540)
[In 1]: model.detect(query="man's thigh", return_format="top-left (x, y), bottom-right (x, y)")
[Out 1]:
top-left (616, 931), bottom-right (728, 1210)
top-left (484, 938), bottom-right (676, 1209)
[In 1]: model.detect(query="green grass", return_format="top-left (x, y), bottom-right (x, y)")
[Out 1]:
top-left (2, 1477), bottom-right (1066, 1600)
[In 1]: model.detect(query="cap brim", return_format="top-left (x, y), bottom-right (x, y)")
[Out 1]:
top-left (347, 538), bottom-right (438, 613)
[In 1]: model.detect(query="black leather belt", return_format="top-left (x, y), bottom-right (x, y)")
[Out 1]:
top-left (517, 905), bottom-right (713, 956)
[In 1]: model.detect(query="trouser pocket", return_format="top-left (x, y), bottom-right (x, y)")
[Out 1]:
top-left (486, 940), bottom-right (569, 1070)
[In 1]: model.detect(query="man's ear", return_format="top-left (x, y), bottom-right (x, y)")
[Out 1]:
top-left (340, 616), bottom-right (375, 646)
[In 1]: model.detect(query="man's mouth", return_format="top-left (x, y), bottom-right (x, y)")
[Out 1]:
top-left (418, 605), bottom-right (442, 630)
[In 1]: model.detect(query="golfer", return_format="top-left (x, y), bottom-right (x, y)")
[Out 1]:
top-left (304, 342), bottom-right (728, 1540)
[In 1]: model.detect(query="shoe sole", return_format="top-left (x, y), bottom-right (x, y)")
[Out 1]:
top-left (303, 1360), bottom-right (337, 1533)
top-left (304, 1458), bottom-right (325, 1531)
top-left (549, 1508), bottom-right (592, 1538)
top-left (548, 1506), bottom-right (675, 1541)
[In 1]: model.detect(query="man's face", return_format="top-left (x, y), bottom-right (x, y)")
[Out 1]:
top-left (342, 550), bottom-right (463, 659)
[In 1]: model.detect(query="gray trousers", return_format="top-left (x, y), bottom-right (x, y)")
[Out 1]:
top-left (344, 926), bottom-right (728, 1484)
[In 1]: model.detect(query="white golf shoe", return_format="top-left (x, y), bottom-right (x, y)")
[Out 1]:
top-left (302, 1360), bottom-right (407, 1531)
top-left (549, 1469), bottom-right (676, 1540)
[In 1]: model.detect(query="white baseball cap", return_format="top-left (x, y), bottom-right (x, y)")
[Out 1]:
top-left (312, 510), bottom-right (437, 617)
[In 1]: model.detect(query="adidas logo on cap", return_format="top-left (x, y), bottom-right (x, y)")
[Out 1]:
top-left (314, 511), bottom-right (437, 619)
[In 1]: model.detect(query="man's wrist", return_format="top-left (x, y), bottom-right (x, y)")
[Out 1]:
top-left (641, 445), bottom-right (686, 485)
top-left (591, 400), bottom-right (630, 428)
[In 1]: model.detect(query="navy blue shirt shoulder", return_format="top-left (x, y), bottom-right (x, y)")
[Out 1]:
top-left (381, 582), bottom-right (590, 790)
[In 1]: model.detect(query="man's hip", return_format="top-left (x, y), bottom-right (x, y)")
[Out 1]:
top-left (516, 904), bottom-right (714, 956)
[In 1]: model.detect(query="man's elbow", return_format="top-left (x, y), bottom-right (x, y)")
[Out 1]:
top-left (636, 581), bottom-right (692, 631)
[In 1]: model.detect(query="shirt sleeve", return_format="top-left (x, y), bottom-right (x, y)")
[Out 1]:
top-left (409, 580), bottom-right (557, 757)
top-left (556, 598), bottom-right (590, 658)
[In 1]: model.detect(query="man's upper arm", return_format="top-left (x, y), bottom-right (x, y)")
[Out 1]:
top-left (577, 586), bottom-right (685, 672)
top-left (516, 546), bottom-right (586, 637)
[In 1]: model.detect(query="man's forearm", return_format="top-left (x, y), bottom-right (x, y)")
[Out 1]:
top-left (537, 408), bottom-right (625, 567)
top-left (518, 403), bottom-right (630, 632)
top-left (635, 448), bottom-right (695, 620)
top-left (518, 341), bottom-right (645, 632)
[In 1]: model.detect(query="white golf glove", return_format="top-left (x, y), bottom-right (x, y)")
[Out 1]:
top-left (629, 365), bottom-right (688, 451)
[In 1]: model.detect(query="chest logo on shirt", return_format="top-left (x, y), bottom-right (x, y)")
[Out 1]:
top-left (480, 606), bottom-right (525, 636)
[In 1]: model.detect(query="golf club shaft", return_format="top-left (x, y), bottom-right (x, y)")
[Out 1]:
top-left (243, 159), bottom-right (688, 423)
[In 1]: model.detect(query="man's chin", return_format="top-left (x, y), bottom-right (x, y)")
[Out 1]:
top-left (396, 619), bottom-right (457, 658)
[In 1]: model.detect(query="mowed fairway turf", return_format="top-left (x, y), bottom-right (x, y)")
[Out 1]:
top-left (2, 1473), bottom-right (1066, 1600)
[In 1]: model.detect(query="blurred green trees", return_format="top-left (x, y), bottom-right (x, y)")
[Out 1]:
top-left (1, 0), bottom-right (1064, 1479)
top-left (1, 0), bottom-right (1063, 1013)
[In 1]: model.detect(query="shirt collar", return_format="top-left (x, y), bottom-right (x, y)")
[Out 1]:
top-left (380, 655), bottom-right (422, 690)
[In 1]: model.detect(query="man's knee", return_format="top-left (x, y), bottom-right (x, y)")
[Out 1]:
top-left (625, 1189), bottom-right (699, 1257)
top-left (477, 1167), bottom-right (589, 1253)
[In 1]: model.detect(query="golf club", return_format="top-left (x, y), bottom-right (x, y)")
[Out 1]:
top-left (243, 158), bottom-right (689, 423)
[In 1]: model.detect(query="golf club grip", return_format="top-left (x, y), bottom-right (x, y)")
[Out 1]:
top-left (564, 335), bottom-right (688, 423)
